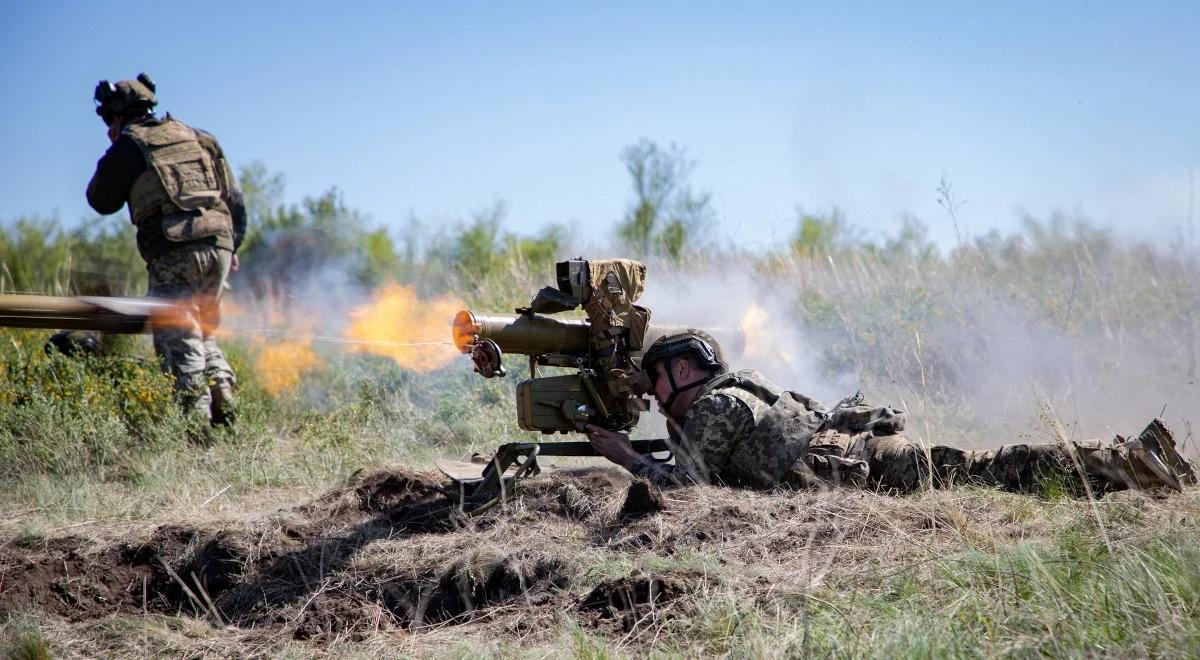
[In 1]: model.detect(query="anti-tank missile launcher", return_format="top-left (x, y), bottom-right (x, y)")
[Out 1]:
top-left (446, 258), bottom-right (743, 514)
top-left (452, 309), bottom-right (743, 434)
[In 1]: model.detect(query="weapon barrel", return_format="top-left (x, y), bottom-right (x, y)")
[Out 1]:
top-left (453, 311), bottom-right (590, 356)
top-left (453, 310), bottom-right (746, 360)
top-left (0, 294), bottom-right (179, 334)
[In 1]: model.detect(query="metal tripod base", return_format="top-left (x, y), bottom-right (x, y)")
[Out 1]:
top-left (452, 439), bottom-right (670, 516)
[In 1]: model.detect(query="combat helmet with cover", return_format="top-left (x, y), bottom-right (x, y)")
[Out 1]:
top-left (94, 73), bottom-right (157, 125)
top-left (641, 329), bottom-right (728, 374)
top-left (639, 329), bottom-right (728, 412)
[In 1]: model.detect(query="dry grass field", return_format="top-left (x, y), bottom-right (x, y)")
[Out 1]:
top-left (4, 466), bottom-right (1200, 658)
top-left (2, 209), bottom-right (1198, 657)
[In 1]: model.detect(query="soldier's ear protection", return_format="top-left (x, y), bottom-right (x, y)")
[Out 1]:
top-left (94, 80), bottom-right (117, 124)
top-left (94, 73), bottom-right (156, 125)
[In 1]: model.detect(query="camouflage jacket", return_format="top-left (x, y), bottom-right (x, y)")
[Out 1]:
top-left (628, 370), bottom-right (828, 488)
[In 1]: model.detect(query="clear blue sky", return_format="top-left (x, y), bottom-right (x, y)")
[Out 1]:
top-left (2, 1), bottom-right (1197, 249)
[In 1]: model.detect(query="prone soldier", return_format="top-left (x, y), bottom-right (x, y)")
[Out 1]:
top-left (585, 330), bottom-right (1197, 495)
top-left (86, 73), bottom-right (245, 425)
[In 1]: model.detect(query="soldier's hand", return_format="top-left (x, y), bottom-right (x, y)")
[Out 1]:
top-left (230, 254), bottom-right (239, 272)
top-left (585, 424), bottom-right (639, 469)
top-left (106, 118), bottom-right (124, 143)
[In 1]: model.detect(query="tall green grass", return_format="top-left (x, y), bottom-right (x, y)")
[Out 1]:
top-left (646, 527), bottom-right (1200, 658)
top-left (1, 175), bottom-right (1196, 521)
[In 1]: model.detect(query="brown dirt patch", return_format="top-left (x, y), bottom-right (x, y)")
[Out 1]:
top-left (0, 526), bottom-right (198, 621)
top-left (620, 480), bottom-right (666, 518)
top-left (578, 571), bottom-right (699, 632)
top-left (0, 468), bottom-right (458, 628)
top-left (9, 465), bottom-right (1187, 652)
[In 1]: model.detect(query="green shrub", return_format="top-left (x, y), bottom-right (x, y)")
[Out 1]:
top-left (0, 329), bottom-right (181, 481)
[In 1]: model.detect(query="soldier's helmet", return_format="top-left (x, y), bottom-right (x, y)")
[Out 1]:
top-left (45, 330), bottom-right (102, 357)
top-left (640, 329), bottom-right (728, 375)
top-left (94, 72), bottom-right (157, 125)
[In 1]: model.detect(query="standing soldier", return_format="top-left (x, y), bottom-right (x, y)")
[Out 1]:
top-left (87, 73), bottom-right (245, 426)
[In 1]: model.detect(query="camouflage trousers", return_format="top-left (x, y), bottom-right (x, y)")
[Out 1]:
top-left (788, 430), bottom-right (927, 492)
top-left (146, 245), bottom-right (235, 421)
top-left (791, 419), bottom-right (1197, 494)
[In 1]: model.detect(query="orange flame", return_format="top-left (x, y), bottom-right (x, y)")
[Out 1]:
top-left (346, 283), bottom-right (463, 371)
top-left (739, 302), bottom-right (794, 363)
top-left (254, 338), bottom-right (324, 396)
top-left (218, 297), bottom-right (325, 396)
top-left (148, 295), bottom-right (223, 334)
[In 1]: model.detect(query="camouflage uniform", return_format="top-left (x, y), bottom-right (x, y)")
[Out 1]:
top-left (630, 370), bottom-right (1197, 494)
top-left (146, 245), bottom-right (235, 416)
top-left (88, 112), bottom-right (245, 422)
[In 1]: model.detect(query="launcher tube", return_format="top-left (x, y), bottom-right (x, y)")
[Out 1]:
top-left (0, 294), bottom-right (179, 334)
top-left (453, 310), bottom-right (746, 360)
top-left (453, 311), bottom-right (590, 356)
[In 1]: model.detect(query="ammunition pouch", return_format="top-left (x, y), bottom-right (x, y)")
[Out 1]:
top-left (161, 208), bottom-right (232, 242)
top-left (824, 402), bottom-right (907, 436)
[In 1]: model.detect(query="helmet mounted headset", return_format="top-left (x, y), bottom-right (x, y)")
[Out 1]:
top-left (94, 72), bottom-right (157, 125)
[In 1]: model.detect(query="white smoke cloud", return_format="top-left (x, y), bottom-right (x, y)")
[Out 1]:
top-left (628, 254), bottom-right (1198, 451)
top-left (639, 266), bottom-right (854, 405)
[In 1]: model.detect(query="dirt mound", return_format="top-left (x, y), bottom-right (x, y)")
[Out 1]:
top-left (296, 468), bottom-right (457, 530)
top-left (514, 468), bottom-right (630, 520)
top-left (578, 572), bottom-right (697, 631)
top-left (0, 468), bottom-right (460, 627)
top-left (1, 466), bottom-right (1078, 650)
top-left (0, 526), bottom-right (199, 621)
top-left (281, 549), bottom-right (575, 641)
top-left (385, 553), bottom-right (570, 626)
top-left (620, 480), bottom-right (667, 518)
top-left (0, 468), bottom-right (618, 636)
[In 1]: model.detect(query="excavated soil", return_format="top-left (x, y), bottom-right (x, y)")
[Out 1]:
top-left (0, 469), bottom-right (460, 629)
top-left (1, 467), bottom-right (702, 640)
top-left (4, 465), bottom-right (1188, 650)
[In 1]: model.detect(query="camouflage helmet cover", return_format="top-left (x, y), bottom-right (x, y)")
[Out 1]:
top-left (95, 72), bottom-right (157, 123)
top-left (641, 329), bottom-right (728, 374)
top-left (45, 330), bottom-right (102, 357)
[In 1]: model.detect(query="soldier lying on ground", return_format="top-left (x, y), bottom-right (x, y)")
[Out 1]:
top-left (585, 330), bottom-right (1197, 494)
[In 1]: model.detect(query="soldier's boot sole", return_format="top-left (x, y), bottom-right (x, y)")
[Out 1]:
top-left (1122, 444), bottom-right (1183, 492)
top-left (1137, 418), bottom-right (1198, 486)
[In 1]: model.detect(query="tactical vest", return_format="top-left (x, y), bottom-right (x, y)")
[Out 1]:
top-left (693, 371), bottom-right (908, 489)
top-left (694, 371), bottom-right (828, 488)
top-left (125, 117), bottom-right (233, 242)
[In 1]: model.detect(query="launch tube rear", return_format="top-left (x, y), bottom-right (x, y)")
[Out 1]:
top-left (0, 294), bottom-right (175, 333)
top-left (453, 311), bottom-right (590, 356)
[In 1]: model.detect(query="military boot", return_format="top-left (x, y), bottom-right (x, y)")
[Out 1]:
top-left (1136, 418), bottom-right (1198, 486)
top-left (209, 377), bottom-right (237, 427)
top-left (1080, 419), bottom-right (1196, 492)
